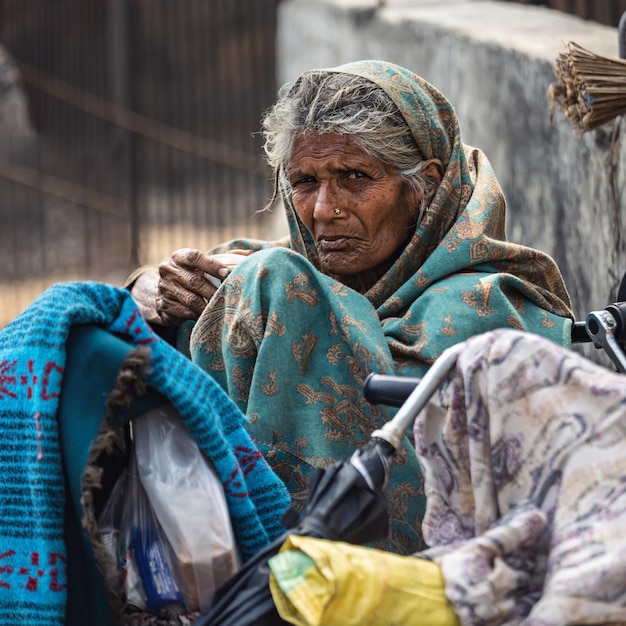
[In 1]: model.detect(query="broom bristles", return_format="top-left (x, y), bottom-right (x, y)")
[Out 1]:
top-left (548, 41), bottom-right (626, 133)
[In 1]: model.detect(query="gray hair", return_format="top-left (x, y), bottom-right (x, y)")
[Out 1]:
top-left (261, 70), bottom-right (437, 209)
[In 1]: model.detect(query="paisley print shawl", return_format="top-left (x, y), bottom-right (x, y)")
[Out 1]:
top-left (189, 248), bottom-right (428, 555)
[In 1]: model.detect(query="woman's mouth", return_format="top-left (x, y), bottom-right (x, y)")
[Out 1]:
top-left (317, 236), bottom-right (349, 251)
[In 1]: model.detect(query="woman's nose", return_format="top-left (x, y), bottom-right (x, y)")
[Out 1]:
top-left (313, 183), bottom-right (339, 220)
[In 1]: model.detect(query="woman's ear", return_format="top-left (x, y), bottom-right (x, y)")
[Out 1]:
top-left (421, 158), bottom-right (444, 187)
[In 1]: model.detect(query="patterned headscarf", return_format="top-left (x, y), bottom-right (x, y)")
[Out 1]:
top-left (279, 60), bottom-right (573, 373)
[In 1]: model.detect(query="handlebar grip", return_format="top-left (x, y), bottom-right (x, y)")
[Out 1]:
top-left (363, 373), bottom-right (421, 407)
top-left (571, 321), bottom-right (591, 344)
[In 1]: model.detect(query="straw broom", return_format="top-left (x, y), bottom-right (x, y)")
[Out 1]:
top-left (548, 41), bottom-right (626, 133)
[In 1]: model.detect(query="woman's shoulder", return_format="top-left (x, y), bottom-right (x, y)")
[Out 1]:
top-left (210, 235), bottom-right (291, 254)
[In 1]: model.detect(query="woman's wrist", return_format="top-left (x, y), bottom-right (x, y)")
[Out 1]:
top-left (127, 267), bottom-right (166, 326)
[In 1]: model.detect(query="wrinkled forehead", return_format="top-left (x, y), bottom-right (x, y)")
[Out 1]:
top-left (287, 129), bottom-right (393, 175)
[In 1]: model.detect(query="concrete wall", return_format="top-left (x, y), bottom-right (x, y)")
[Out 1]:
top-left (276, 0), bottom-right (626, 335)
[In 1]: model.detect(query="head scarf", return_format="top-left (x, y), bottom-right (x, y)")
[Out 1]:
top-left (279, 60), bottom-right (573, 372)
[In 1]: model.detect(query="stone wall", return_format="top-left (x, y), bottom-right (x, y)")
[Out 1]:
top-left (276, 0), bottom-right (626, 331)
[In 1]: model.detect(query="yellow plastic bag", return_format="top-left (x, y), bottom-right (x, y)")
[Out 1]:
top-left (268, 535), bottom-right (459, 626)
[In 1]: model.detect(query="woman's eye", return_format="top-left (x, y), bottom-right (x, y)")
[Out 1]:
top-left (347, 171), bottom-right (366, 180)
top-left (294, 175), bottom-right (316, 185)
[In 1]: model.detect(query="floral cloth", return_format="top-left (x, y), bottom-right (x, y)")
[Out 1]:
top-left (417, 328), bottom-right (626, 625)
top-left (188, 61), bottom-right (574, 555)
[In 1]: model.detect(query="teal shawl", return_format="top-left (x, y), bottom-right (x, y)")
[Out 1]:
top-left (188, 61), bottom-right (573, 555)
top-left (0, 282), bottom-right (290, 625)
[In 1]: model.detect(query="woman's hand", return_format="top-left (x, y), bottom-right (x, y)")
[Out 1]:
top-left (129, 248), bottom-right (252, 327)
top-left (156, 248), bottom-right (251, 325)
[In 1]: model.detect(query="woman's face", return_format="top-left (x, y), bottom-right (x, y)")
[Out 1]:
top-left (287, 131), bottom-right (421, 289)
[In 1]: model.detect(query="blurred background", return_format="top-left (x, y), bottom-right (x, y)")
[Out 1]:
top-left (509, 0), bottom-right (626, 24)
top-left (0, 0), bottom-right (625, 328)
top-left (0, 0), bottom-right (281, 326)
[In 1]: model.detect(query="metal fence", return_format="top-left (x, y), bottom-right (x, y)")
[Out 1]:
top-left (0, 0), bottom-right (280, 326)
top-left (501, 0), bottom-right (626, 27)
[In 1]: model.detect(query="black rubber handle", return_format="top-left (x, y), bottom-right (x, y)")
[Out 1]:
top-left (363, 373), bottom-right (421, 407)
top-left (571, 321), bottom-right (591, 344)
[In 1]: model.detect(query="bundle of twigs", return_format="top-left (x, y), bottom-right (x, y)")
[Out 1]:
top-left (548, 41), bottom-right (626, 133)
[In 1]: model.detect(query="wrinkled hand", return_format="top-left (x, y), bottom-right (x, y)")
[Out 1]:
top-left (156, 248), bottom-right (251, 326)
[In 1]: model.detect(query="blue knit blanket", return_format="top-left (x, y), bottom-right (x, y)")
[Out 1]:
top-left (0, 281), bottom-right (290, 625)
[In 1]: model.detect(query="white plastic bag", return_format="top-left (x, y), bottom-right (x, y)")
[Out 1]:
top-left (132, 404), bottom-right (241, 612)
top-left (98, 459), bottom-right (187, 616)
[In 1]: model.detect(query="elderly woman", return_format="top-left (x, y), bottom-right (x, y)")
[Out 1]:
top-left (130, 60), bottom-right (574, 556)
